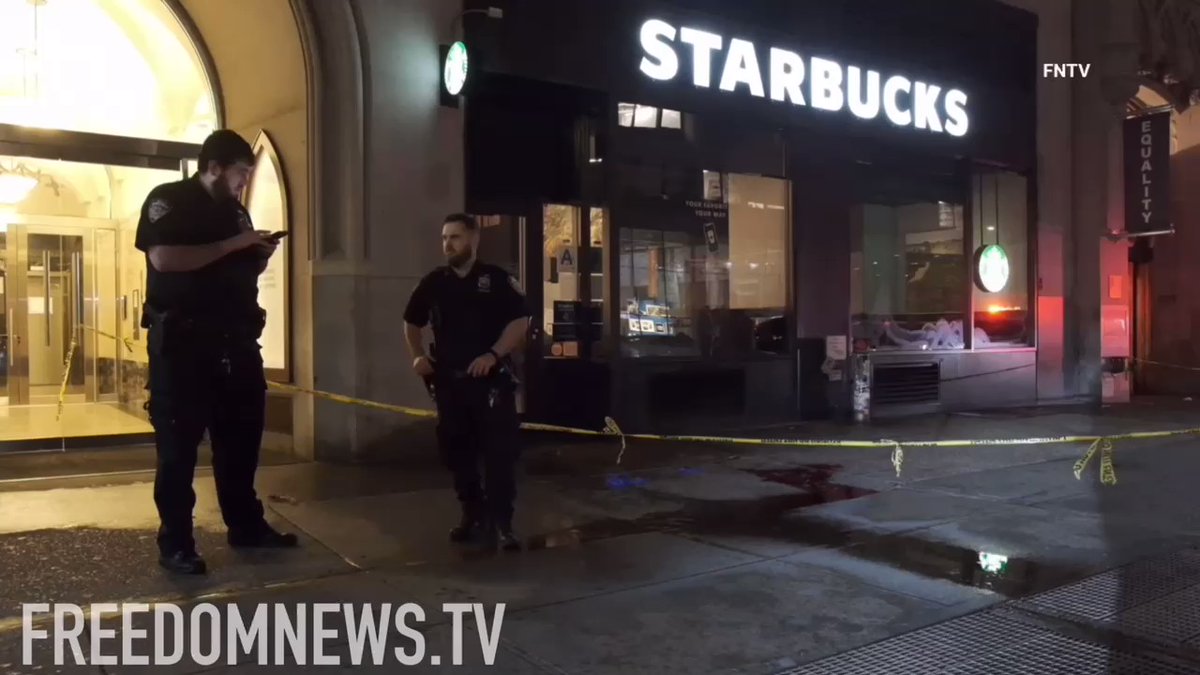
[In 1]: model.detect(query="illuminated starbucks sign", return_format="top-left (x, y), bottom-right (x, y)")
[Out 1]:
top-left (637, 19), bottom-right (970, 137)
top-left (974, 244), bottom-right (1010, 293)
top-left (443, 41), bottom-right (469, 96)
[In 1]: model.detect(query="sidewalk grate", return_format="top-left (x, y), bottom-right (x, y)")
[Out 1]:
top-left (777, 612), bottom-right (1046, 674)
top-left (941, 632), bottom-right (1198, 674)
top-left (1114, 585), bottom-right (1200, 646)
top-left (777, 610), bottom-right (1199, 675)
top-left (1013, 547), bottom-right (1200, 622)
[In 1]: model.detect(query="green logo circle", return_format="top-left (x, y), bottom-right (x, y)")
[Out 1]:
top-left (975, 244), bottom-right (1010, 293)
top-left (444, 42), bottom-right (469, 96)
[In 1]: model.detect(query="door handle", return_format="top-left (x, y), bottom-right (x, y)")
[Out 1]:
top-left (43, 250), bottom-right (50, 347)
top-left (132, 290), bottom-right (141, 340)
top-left (72, 251), bottom-right (82, 329)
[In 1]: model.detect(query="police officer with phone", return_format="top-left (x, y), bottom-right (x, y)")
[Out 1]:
top-left (136, 130), bottom-right (298, 575)
top-left (404, 213), bottom-right (531, 551)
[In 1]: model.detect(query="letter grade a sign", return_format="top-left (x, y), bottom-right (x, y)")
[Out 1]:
top-left (637, 19), bottom-right (970, 137)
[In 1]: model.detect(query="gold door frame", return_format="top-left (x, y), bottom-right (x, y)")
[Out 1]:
top-left (2, 216), bottom-right (115, 406)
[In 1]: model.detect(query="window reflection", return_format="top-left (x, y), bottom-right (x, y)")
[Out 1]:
top-left (851, 201), bottom-right (967, 351)
top-left (618, 172), bottom-right (789, 359)
top-left (971, 171), bottom-right (1029, 347)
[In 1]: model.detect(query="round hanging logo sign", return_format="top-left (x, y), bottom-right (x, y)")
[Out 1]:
top-left (443, 41), bottom-right (469, 96)
top-left (974, 244), bottom-right (1010, 293)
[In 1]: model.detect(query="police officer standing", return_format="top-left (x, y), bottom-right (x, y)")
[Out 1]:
top-left (404, 213), bottom-right (531, 551)
top-left (136, 130), bottom-right (298, 575)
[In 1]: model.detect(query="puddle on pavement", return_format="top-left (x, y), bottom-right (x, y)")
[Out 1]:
top-left (519, 464), bottom-right (1090, 599)
top-left (749, 465), bottom-right (877, 503)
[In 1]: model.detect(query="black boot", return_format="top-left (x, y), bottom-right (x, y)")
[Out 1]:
top-left (497, 526), bottom-right (521, 552)
top-left (159, 549), bottom-right (207, 575)
top-left (449, 509), bottom-right (484, 543)
top-left (228, 523), bottom-right (299, 549)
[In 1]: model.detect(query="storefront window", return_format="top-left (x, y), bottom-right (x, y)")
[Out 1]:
top-left (617, 102), bottom-right (684, 130)
top-left (543, 204), bottom-right (581, 357)
top-left (851, 200), bottom-right (968, 351)
top-left (971, 171), bottom-right (1030, 347)
top-left (618, 172), bottom-right (789, 359)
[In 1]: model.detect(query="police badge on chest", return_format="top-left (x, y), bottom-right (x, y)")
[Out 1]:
top-left (477, 275), bottom-right (491, 293)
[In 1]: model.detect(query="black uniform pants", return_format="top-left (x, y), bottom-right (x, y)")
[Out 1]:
top-left (434, 373), bottom-right (520, 527)
top-left (147, 330), bottom-right (268, 554)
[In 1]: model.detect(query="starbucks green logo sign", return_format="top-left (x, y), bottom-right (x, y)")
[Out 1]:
top-left (974, 244), bottom-right (1010, 293)
top-left (443, 41), bottom-right (469, 96)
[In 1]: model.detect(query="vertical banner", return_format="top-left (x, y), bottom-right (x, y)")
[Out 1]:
top-left (1124, 111), bottom-right (1171, 233)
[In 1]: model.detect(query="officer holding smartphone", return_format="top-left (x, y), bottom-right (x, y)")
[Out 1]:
top-left (136, 130), bottom-right (297, 575)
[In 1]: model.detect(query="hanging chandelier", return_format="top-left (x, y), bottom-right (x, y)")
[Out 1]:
top-left (0, 162), bottom-right (40, 205)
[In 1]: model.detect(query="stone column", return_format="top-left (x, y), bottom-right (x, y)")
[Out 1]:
top-left (304, 0), bottom-right (466, 461)
top-left (1068, 0), bottom-right (1141, 401)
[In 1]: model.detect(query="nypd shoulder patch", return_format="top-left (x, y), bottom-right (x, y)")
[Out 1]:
top-left (148, 199), bottom-right (171, 223)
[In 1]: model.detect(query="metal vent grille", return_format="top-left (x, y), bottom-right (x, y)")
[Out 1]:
top-left (872, 362), bottom-right (940, 405)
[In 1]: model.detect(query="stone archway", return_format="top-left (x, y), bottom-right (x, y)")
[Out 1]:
top-left (0, 0), bottom-right (330, 456)
top-left (173, 0), bottom-right (323, 457)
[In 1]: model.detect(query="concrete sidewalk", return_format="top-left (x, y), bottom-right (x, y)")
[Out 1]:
top-left (3, 400), bottom-right (1200, 673)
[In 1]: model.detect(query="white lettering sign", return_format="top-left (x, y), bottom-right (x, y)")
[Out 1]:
top-left (638, 19), bottom-right (970, 137)
top-left (1139, 119), bottom-right (1153, 225)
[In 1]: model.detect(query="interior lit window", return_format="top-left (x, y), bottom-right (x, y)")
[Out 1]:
top-left (633, 105), bottom-right (659, 128)
top-left (617, 102), bottom-right (686, 131)
top-left (618, 172), bottom-right (789, 359)
top-left (0, 0), bottom-right (217, 142)
top-left (543, 204), bottom-right (581, 358)
top-left (617, 102), bottom-right (635, 128)
top-left (0, 0), bottom-right (219, 443)
top-left (244, 133), bottom-right (289, 375)
top-left (0, 152), bottom-right (179, 433)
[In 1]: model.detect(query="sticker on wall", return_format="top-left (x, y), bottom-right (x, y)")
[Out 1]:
top-left (973, 244), bottom-right (1010, 293)
top-left (558, 247), bottom-right (576, 273)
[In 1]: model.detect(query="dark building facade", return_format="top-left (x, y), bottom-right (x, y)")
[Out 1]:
top-left (458, 0), bottom-right (1039, 433)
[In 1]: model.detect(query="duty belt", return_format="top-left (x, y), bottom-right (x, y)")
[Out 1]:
top-left (143, 305), bottom-right (265, 343)
top-left (425, 363), bottom-right (520, 405)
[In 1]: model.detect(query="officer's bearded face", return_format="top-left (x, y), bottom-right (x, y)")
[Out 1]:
top-left (442, 223), bottom-right (476, 268)
top-left (211, 161), bottom-right (253, 202)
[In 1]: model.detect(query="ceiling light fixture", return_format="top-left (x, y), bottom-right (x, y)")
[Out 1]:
top-left (0, 162), bottom-right (41, 205)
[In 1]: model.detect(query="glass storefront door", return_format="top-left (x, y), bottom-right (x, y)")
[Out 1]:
top-left (1, 221), bottom-right (113, 406)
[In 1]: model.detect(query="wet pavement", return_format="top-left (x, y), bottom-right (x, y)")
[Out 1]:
top-left (4, 401), bottom-right (1200, 672)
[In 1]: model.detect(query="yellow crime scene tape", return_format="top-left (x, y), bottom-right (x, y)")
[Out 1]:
top-left (264, 380), bottom-right (1200, 486)
top-left (70, 325), bottom-right (1200, 486)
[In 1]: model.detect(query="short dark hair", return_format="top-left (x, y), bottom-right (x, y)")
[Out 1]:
top-left (198, 130), bottom-right (255, 172)
top-left (443, 213), bottom-right (478, 230)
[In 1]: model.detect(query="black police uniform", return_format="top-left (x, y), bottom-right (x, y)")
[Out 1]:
top-left (403, 261), bottom-right (530, 544)
top-left (135, 175), bottom-right (293, 570)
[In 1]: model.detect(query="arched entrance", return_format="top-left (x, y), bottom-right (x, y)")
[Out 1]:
top-left (0, 0), bottom-right (310, 452)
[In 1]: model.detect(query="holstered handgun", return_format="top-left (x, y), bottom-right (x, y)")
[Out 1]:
top-left (141, 304), bottom-right (170, 356)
